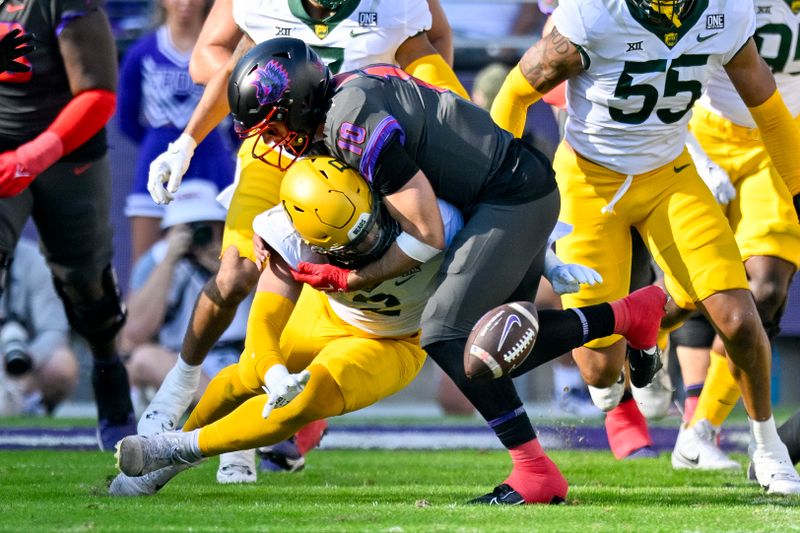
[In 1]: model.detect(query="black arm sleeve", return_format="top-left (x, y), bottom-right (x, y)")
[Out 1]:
top-left (371, 136), bottom-right (421, 196)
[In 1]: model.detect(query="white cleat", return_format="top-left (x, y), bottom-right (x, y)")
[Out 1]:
top-left (671, 419), bottom-right (741, 470)
top-left (588, 371), bottom-right (625, 412)
top-left (109, 464), bottom-right (193, 496)
top-left (752, 444), bottom-right (800, 495)
top-left (632, 365), bottom-right (673, 420)
top-left (115, 431), bottom-right (202, 477)
top-left (217, 449), bottom-right (257, 484)
top-left (137, 409), bottom-right (179, 437)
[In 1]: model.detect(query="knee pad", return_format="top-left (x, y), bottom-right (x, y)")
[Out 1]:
top-left (670, 312), bottom-right (715, 349)
top-left (53, 265), bottom-right (126, 346)
top-left (588, 374), bottom-right (625, 412)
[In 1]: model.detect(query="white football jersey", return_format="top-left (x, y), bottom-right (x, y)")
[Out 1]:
top-left (253, 199), bottom-right (463, 337)
top-left (552, 0), bottom-right (755, 174)
top-left (232, 0), bottom-right (431, 74)
top-left (700, 0), bottom-right (800, 127)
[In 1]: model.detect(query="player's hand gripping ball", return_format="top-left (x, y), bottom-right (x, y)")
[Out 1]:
top-left (464, 302), bottom-right (539, 380)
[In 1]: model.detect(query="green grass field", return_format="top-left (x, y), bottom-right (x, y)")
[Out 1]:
top-left (1, 447), bottom-right (799, 532)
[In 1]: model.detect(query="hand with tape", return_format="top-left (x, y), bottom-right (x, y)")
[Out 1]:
top-left (261, 365), bottom-right (311, 419)
top-left (147, 133), bottom-right (197, 205)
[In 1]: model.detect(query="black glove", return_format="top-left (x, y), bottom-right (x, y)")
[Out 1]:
top-left (0, 29), bottom-right (34, 74)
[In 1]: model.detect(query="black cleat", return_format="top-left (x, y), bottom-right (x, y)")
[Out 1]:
top-left (627, 345), bottom-right (662, 389)
top-left (469, 484), bottom-right (526, 505)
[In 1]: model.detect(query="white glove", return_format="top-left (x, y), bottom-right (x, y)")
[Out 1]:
top-left (147, 133), bottom-right (197, 205)
top-left (544, 248), bottom-right (603, 295)
top-left (261, 365), bottom-right (311, 419)
top-left (685, 131), bottom-right (736, 205)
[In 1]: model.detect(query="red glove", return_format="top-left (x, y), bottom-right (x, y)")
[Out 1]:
top-left (0, 132), bottom-right (63, 197)
top-left (291, 262), bottom-right (351, 292)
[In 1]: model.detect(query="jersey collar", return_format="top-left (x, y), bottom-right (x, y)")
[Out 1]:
top-left (625, 0), bottom-right (709, 48)
top-left (288, 0), bottom-right (361, 36)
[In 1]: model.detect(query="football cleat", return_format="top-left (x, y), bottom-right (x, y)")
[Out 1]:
top-left (470, 483), bottom-right (566, 505)
top-left (258, 439), bottom-right (306, 473)
top-left (588, 371), bottom-right (625, 412)
top-left (625, 446), bottom-right (659, 459)
top-left (627, 345), bottom-right (662, 389)
top-left (217, 449), bottom-right (257, 484)
top-left (671, 420), bottom-right (740, 470)
top-left (751, 444), bottom-right (800, 495)
top-left (108, 464), bottom-right (193, 496)
top-left (631, 362), bottom-right (673, 420)
top-left (115, 431), bottom-right (202, 477)
top-left (469, 484), bottom-right (525, 505)
top-left (97, 412), bottom-right (137, 452)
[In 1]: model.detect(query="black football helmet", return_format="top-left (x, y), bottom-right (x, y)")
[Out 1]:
top-left (627, 0), bottom-right (695, 30)
top-left (228, 37), bottom-right (333, 170)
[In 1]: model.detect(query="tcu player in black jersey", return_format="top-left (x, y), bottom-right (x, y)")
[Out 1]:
top-left (223, 37), bottom-right (668, 505)
top-left (0, 2), bottom-right (135, 448)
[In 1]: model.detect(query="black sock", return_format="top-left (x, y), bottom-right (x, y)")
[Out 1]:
top-left (778, 409), bottom-right (800, 465)
top-left (426, 339), bottom-right (535, 448)
top-left (511, 305), bottom-right (615, 377)
top-left (92, 357), bottom-right (133, 420)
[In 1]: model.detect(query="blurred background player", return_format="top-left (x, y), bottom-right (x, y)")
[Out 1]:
top-left (119, 181), bottom-right (258, 484)
top-left (111, 154), bottom-right (664, 498)
top-left (0, 1), bottom-right (135, 449)
top-left (118, 0), bottom-right (235, 261)
top-left (0, 239), bottom-right (77, 417)
top-left (668, 0), bottom-right (800, 473)
top-left (136, 0), bottom-right (468, 474)
top-left (490, 0), bottom-right (800, 493)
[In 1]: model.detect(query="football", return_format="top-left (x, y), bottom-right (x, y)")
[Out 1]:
top-left (464, 301), bottom-right (539, 380)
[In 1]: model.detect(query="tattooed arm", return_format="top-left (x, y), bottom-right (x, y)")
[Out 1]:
top-left (490, 27), bottom-right (584, 137)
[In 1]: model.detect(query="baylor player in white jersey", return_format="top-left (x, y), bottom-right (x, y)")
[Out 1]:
top-left (490, 0), bottom-right (800, 494)
top-left (554, 0), bottom-right (753, 174)
top-left (135, 0), bottom-right (469, 447)
top-left (234, 0), bottom-right (432, 74)
top-left (670, 0), bottom-right (800, 471)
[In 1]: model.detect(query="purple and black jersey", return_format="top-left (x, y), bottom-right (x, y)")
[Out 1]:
top-left (0, 0), bottom-right (106, 159)
top-left (323, 66), bottom-right (554, 209)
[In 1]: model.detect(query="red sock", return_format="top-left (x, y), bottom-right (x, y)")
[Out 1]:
top-left (610, 286), bottom-right (667, 349)
top-left (503, 439), bottom-right (569, 503)
top-left (605, 397), bottom-right (653, 459)
top-left (683, 396), bottom-right (699, 424)
top-left (294, 419), bottom-right (329, 455)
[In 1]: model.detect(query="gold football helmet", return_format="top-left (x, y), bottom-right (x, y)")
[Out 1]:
top-left (280, 156), bottom-right (399, 266)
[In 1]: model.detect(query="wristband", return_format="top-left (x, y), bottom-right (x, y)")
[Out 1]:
top-left (396, 231), bottom-right (442, 262)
